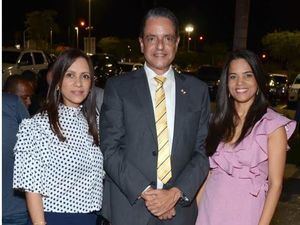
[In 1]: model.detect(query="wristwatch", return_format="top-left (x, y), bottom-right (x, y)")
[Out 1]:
top-left (178, 192), bottom-right (190, 206)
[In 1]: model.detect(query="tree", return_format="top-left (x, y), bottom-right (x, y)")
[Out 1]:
top-left (25, 10), bottom-right (58, 50)
top-left (233, 0), bottom-right (251, 50)
top-left (97, 37), bottom-right (141, 61)
top-left (262, 31), bottom-right (300, 70)
top-left (203, 43), bottom-right (228, 66)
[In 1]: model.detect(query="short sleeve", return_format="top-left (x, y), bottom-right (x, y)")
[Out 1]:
top-left (263, 109), bottom-right (296, 139)
top-left (254, 109), bottom-right (297, 154)
top-left (13, 117), bottom-right (49, 196)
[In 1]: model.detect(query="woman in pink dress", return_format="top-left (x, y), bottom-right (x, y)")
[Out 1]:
top-left (196, 50), bottom-right (296, 225)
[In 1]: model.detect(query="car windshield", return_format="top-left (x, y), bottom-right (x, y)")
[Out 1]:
top-left (294, 77), bottom-right (300, 84)
top-left (196, 67), bottom-right (221, 81)
top-left (2, 51), bottom-right (20, 64)
top-left (91, 54), bottom-right (118, 68)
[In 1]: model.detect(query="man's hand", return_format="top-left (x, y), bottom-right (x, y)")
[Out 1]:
top-left (158, 208), bottom-right (176, 220)
top-left (140, 186), bottom-right (155, 200)
top-left (142, 187), bottom-right (182, 217)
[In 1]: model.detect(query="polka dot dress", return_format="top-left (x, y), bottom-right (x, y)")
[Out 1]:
top-left (13, 104), bottom-right (104, 213)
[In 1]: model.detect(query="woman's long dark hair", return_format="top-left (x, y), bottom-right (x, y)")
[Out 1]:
top-left (41, 48), bottom-right (99, 146)
top-left (206, 49), bottom-right (269, 156)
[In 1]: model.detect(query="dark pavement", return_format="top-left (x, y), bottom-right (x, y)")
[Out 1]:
top-left (272, 169), bottom-right (300, 224)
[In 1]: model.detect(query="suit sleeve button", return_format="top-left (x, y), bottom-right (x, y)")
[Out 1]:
top-left (152, 151), bottom-right (157, 156)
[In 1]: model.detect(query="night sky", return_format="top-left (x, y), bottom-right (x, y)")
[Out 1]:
top-left (3, 0), bottom-right (300, 51)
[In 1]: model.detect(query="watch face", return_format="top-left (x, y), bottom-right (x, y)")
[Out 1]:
top-left (182, 195), bottom-right (189, 202)
top-left (179, 193), bottom-right (189, 206)
top-left (181, 192), bottom-right (189, 202)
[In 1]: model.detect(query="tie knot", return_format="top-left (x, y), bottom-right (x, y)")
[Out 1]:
top-left (154, 76), bottom-right (166, 85)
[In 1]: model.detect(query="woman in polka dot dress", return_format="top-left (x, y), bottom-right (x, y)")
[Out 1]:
top-left (13, 48), bottom-right (104, 225)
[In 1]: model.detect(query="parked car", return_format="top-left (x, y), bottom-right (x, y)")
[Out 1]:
top-left (2, 48), bottom-right (50, 83)
top-left (266, 73), bottom-right (288, 105)
top-left (192, 65), bottom-right (222, 100)
top-left (90, 53), bottom-right (121, 88)
top-left (288, 74), bottom-right (300, 107)
top-left (118, 62), bottom-right (143, 74)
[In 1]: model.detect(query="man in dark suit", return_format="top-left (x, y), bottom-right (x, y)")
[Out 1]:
top-left (2, 93), bottom-right (29, 225)
top-left (100, 7), bottom-right (210, 225)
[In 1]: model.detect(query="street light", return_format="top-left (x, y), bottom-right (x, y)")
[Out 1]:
top-left (75, 27), bottom-right (79, 48)
top-left (185, 25), bottom-right (194, 51)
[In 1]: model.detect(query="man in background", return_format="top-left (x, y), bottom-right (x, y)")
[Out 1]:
top-left (2, 93), bottom-right (30, 225)
top-left (3, 75), bottom-right (34, 109)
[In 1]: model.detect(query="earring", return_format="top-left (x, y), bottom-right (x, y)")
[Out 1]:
top-left (228, 93), bottom-right (231, 98)
top-left (54, 86), bottom-right (60, 102)
top-left (256, 89), bottom-right (259, 95)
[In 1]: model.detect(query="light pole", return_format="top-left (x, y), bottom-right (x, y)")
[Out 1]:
top-left (23, 28), bottom-right (29, 49)
top-left (88, 0), bottom-right (91, 39)
top-left (75, 27), bottom-right (79, 48)
top-left (87, 0), bottom-right (92, 54)
top-left (185, 25), bottom-right (194, 52)
top-left (50, 28), bottom-right (53, 50)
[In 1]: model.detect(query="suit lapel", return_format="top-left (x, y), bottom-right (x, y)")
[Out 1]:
top-left (172, 72), bottom-right (188, 154)
top-left (133, 69), bottom-right (157, 144)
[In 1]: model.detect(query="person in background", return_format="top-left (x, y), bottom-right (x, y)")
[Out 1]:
top-left (196, 49), bottom-right (296, 225)
top-left (2, 93), bottom-right (30, 225)
top-left (28, 63), bottom-right (55, 115)
top-left (3, 75), bottom-right (34, 109)
top-left (13, 48), bottom-right (104, 225)
top-left (100, 7), bottom-right (209, 225)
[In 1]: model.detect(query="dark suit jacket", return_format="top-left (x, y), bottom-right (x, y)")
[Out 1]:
top-left (100, 69), bottom-right (210, 225)
top-left (2, 93), bottom-right (29, 216)
top-left (95, 86), bottom-right (104, 113)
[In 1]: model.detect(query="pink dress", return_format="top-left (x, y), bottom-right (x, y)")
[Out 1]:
top-left (196, 109), bottom-right (296, 225)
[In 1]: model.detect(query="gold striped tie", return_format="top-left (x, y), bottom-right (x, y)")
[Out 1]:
top-left (154, 76), bottom-right (172, 184)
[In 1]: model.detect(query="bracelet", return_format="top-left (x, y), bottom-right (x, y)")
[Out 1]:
top-left (33, 222), bottom-right (47, 225)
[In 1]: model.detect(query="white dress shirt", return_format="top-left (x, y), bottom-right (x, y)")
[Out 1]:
top-left (144, 63), bottom-right (176, 189)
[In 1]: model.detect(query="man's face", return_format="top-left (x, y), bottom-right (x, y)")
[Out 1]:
top-left (15, 82), bottom-right (34, 108)
top-left (139, 16), bottom-right (180, 75)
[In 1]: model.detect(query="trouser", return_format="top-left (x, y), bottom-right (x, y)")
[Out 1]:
top-left (2, 212), bottom-right (29, 225)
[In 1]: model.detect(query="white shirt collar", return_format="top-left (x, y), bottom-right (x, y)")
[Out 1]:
top-left (144, 63), bottom-right (174, 81)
